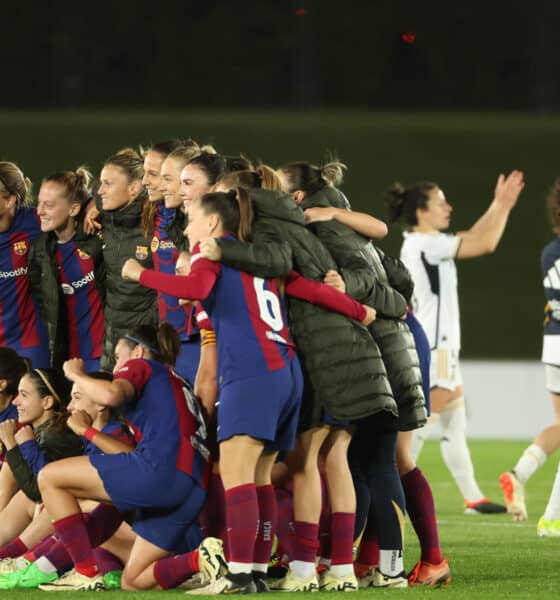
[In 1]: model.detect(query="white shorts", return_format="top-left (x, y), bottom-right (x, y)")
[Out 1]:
top-left (430, 348), bottom-right (462, 391)
top-left (545, 364), bottom-right (560, 394)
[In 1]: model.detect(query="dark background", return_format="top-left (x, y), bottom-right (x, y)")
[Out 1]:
top-left (1, 2), bottom-right (558, 358)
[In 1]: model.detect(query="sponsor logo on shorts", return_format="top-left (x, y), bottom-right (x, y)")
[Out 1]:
top-left (12, 240), bottom-right (28, 255)
top-left (135, 245), bottom-right (149, 260)
top-left (0, 266), bottom-right (27, 278)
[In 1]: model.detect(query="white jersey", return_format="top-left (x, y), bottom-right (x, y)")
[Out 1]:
top-left (400, 231), bottom-right (461, 351)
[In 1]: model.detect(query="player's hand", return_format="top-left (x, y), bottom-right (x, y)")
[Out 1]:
top-left (14, 425), bottom-right (35, 445)
top-left (361, 305), bottom-right (377, 326)
top-left (83, 201), bottom-right (102, 235)
top-left (0, 419), bottom-right (17, 450)
top-left (199, 237), bottom-right (221, 261)
top-left (493, 170), bottom-right (525, 210)
top-left (122, 258), bottom-right (144, 282)
top-left (303, 207), bottom-right (337, 224)
top-left (63, 358), bottom-right (85, 381)
top-left (67, 410), bottom-right (93, 437)
top-left (323, 270), bottom-right (345, 293)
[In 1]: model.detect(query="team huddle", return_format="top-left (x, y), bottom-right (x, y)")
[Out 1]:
top-left (0, 138), bottom-right (553, 594)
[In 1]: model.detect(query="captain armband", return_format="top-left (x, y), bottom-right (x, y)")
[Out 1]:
top-left (200, 329), bottom-right (216, 347)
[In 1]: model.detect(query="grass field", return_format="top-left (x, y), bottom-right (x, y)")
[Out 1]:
top-left (3, 439), bottom-right (559, 599)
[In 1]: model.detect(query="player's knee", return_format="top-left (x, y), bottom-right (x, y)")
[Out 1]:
top-left (120, 571), bottom-right (145, 591)
top-left (37, 463), bottom-right (56, 493)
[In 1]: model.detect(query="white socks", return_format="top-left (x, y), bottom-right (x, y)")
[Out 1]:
top-left (544, 462), bottom-right (560, 521)
top-left (513, 444), bottom-right (547, 485)
top-left (290, 560), bottom-right (316, 579)
top-left (409, 413), bottom-right (440, 462)
top-left (379, 550), bottom-right (404, 577)
top-left (439, 397), bottom-right (484, 503)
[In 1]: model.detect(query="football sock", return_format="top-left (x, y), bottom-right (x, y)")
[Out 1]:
top-left (513, 444), bottom-right (547, 485)
top-left (439, 397), bottom-right (484, 503)
top-left (544, 461), bottom-right (560, 521)
top-left (44, 540), bottom-right (72, 572)
top-left (154, 550), bottom-right (199, 590)
top-left (410, 413), bottom-right (440, 462)
top-left (274, 486), bottom-right (294, 558)
top-left (225, 483), bottom-right (258, 575)
top-left (329, 513), bottom-right (355, 576)
top-left (35, 556), bottom-right (59, 575)
top-left (401, 467), bottom-right (443, 564)
top-left (202, 473), bottom-right (226, 540)
top-left (24, 535), bottom-right (57, 562)
top-left (379, 549), bottom-right (404, 577)
top-left (86, 504), bottom-right (125, 547)
top-left (253, 485), bottom-right (277, 573)
top-left (0, 536), bottom-right (27, 558)
top-left (52, 513), bottom-right (98, 577)
top-left (357, 519), bottom-right (379, 567)
top-left (289, 521), bottom-right (319, 578)
top-left (93, 547), bottom-right (123, 575)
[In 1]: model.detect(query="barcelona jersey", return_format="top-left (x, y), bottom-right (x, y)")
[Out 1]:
top-left (0, 207), bottom-right (47, 355)
top-left (55, 239), bottom-right (104, 361)
top-left (151, 204), bottom-right (197, 341)
top-left (113, 358), bottom-right (208, 485)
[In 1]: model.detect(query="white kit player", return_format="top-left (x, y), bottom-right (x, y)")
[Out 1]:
top-left (501, 180), bottom-right (560, 533)
top-left (385, 171), bottom-right (524, 513)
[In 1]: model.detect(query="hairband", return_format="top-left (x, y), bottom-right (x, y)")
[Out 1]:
top-left (123, 335), bottom-right (159, 357)
top-left (33, 369), bottom-right (62, 405)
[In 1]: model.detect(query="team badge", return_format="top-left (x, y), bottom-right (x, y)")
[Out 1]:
top-left (13, 240), bottom-right (28, 256)
top-left (150, 236), bottom-right (159, 253)
top-left (135, 245), bottom-right (149, 260)
top-left (77, 249), bottom-right (91, 260)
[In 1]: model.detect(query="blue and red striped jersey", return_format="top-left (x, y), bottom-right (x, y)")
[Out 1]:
top-left (139, 239), bottom-right (296, 386)
top-left (151, 204), bottom-right (197, 341)
top-left (54, 240), bottom-right (104, 362)
top-left (113, 358), bottom-right (209, 486)
top-left (0, 207), bottom-right (47, 352)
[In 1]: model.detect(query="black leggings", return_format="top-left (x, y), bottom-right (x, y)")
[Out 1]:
top-left (349, 426), bottom-right (405, 551)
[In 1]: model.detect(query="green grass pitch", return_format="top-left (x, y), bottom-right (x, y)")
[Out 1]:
top-left (5, 440), bottom-right (559, 598)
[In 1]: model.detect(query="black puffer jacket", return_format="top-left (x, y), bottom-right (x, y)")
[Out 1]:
top-left (217, 189), bottom-right (397, 427)
top-left (101, 196), bottom-right (157, 370)
top-left (301, 186), bottom-right (426, 431)
top-left (29, 230), bottom-right (105, 369)
top-left (6, 419), bottom-right (83, 502)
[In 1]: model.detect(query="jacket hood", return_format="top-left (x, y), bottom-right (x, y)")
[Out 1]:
top-left (301, 185), bottom-right (351, 211)
top-left (250, 189), bottom-right (306, 227)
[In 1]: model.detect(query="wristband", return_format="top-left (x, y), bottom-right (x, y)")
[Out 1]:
top-left (84, 427), bottom-right (99, 442)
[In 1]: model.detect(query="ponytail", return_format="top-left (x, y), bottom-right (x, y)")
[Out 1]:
top-left (385, 181), bottom-right (437, 227)
top-left (43, 165), bottom-right (94, 222)
top-left (198, 189), bottom-right (253, 242)
top-left (277, 159), bottom-right (346, 195)
top-left (120, 323), bottom-right (181, 367)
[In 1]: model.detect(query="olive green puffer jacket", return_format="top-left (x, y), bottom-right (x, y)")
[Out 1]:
top-left (100, 195), bottom-right (158, 370)
top-left (301, 186), bottom-right (426, 431)
top-left (29, 230), bottom-right (105, 369)
top-left (217, 188), bottom-right (398, 428)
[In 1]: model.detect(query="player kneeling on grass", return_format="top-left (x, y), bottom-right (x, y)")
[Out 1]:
top-left (35, 324), bottom-right (222, 592)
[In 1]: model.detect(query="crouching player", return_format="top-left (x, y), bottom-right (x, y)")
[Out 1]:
top-left (36, 323), bottom-right (215, 591)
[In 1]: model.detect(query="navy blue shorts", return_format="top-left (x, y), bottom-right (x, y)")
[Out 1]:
top-left (404, 312), bottom-right (431, 415)
top-left (89, 452), bottom-right (206, 553)
top-left (217, 356), bottom-right (303, 452)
